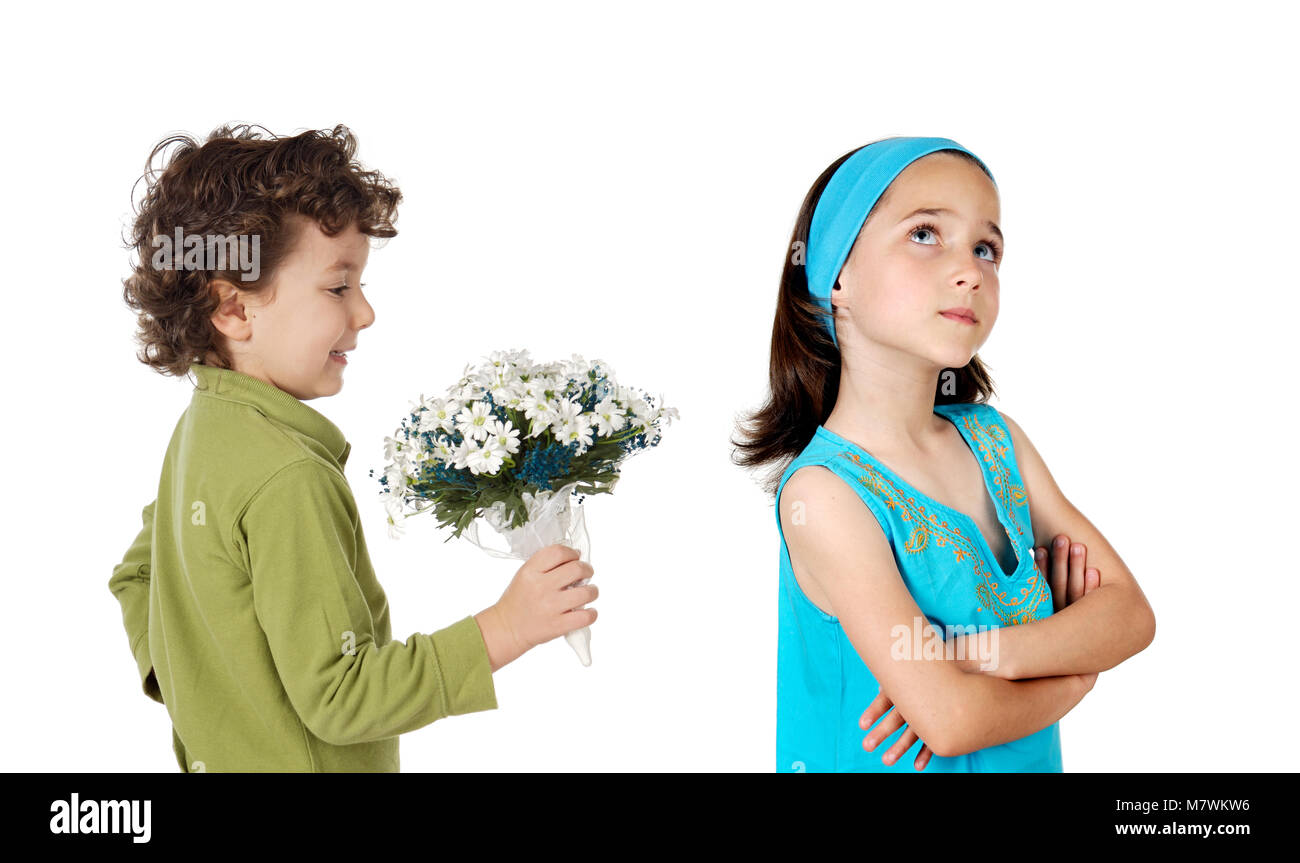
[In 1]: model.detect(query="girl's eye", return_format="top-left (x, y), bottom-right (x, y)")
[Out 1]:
top-left (328, 286), bottom-right (349, 296)
top-left (908, 223), bottom-right (940, 246)
top-left (909, 222), bottom-right (1002, 264)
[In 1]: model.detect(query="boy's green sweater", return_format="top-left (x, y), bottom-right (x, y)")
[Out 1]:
top-left (108, 363), bottom-right (497, 771)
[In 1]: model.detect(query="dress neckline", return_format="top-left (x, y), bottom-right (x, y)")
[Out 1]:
top-left (816, 405), bottom-right (1026, 580)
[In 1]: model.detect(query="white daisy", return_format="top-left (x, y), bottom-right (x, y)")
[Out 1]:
top-left (455, 401), bottom-right (494, 442)
top-left (591, 397), bottom-right (627, 435)
top-left (383, 493), bottom-right (406, 539)
top-left (418, 398), bottom-right (459, 433)
top-left (466, 438), bottom-right (507, 475)
top-left (383, 435), bottom-right (409, 464)
top-left (556, 413), bottom-right (595, 451)
top-left (485, 418), bottom-right (521, 454)
top-left (432, 436), bottom-right (456, 462)
top-left (549, 398), bottom-right (583, 432)
top-left (384, 464), bottom-right (408, 494)
top-left (451, 438), bottom-right (474, 470)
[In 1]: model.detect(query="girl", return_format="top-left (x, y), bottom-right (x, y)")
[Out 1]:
top-left (733, 136), bottom-right (1155, 772)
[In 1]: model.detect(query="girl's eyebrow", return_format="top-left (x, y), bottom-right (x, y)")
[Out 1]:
top-left (897, 207), bottom-right (1003, 244)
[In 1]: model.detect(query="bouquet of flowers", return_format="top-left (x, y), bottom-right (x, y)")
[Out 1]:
top-left (370, 349), bottom-right (678, 665)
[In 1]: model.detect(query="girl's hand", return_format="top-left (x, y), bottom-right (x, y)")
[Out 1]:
top-left (859, 690), bottom-right (933, 770)
top-left (1036, 534), bottom-right (1100, 613)
top-left (859, 538), bottom-right (1102, 768)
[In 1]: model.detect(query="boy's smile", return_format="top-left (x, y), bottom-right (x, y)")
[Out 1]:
top-left (207, 214), bottom-right (374, 401)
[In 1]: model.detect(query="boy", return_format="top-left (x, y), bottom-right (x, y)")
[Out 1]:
top-left (109, 124), bottom-right (597, 772)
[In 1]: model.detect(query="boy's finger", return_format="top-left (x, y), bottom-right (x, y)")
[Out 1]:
top-left (548, 558), bottom-right (593, 588)
top-left (532, 544), bottom-right (581, 572)
top-left (555, 607), bottom-right (596, 638)
top-left (563, 584), bottom-right (598, 610)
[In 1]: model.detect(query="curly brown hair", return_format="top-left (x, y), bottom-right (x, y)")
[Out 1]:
top-left (121, 123), bottom-right (402, 376)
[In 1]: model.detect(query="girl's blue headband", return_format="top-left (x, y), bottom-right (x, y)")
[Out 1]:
top-left (806, 136), bottom-right (997, 349)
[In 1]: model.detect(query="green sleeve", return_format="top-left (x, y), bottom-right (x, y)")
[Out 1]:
top-left (240, 460), bottom-right (497, 746)
top-left (108, 500), bottom-right (165, 705)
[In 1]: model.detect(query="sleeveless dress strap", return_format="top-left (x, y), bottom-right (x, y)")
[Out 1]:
top-left (775, 436), bottom-right (897, 550)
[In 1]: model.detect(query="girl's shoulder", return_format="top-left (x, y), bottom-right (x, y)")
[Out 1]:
top-left (777, 456), bottom-right (894, 554)
top-left (776, 433), bottom-right (896, 545)
top-left (776, 427), bottom-right (848, 514)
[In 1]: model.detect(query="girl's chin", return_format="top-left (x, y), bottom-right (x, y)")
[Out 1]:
top-left (929, 347), bottom-right (979, 369)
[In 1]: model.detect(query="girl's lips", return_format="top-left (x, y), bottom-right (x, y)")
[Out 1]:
top-left (939, 311), bottom-right (976, 325)
top-left (329, 351), bottom-right (348, 364)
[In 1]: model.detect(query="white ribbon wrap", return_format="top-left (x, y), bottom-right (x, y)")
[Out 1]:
top-left (461, 480), bottom-right (593, 666)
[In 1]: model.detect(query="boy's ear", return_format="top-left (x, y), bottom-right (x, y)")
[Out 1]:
top-left (208, 278), bottom-right (255, 341)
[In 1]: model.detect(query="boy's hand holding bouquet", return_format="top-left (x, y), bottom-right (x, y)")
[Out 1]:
top-left (372, 349), bottom-right (677, 665)
top-left (473, 544), bottom-right (595, 671)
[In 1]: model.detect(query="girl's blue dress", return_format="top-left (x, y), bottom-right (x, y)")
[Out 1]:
top-left (775, 401), bottom-right (1063, 772)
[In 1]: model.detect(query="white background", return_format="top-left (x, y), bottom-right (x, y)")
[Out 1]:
top-left (2, 0), bottom-right (1295, 772)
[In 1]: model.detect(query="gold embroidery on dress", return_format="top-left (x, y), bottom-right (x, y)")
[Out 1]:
top-left (960, 410), bottom-right (1028, 541)
top-left (841, 449), bottom-right (1049, 625)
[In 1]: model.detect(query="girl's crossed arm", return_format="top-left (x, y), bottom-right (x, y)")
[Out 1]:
top-left (782, 465), bottom-right (1093, 760)
top-left (951, 411), bottom-right (1157, 681)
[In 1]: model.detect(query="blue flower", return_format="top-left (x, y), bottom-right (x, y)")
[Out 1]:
top-left (430, 461), bottom-right (476, 489)
top-left (517, 442), bottom-right (574, 490)
top-left (619, 431), bottom-right (660, 454)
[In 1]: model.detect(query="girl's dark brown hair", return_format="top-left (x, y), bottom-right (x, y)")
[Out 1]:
top-left (121, 123), bottom-right (402, 377)
top-left (731, 139), bottom-right (998, 498)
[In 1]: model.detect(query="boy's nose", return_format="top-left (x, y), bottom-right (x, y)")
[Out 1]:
top-left (356, 301), bottom-right (375, 330)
